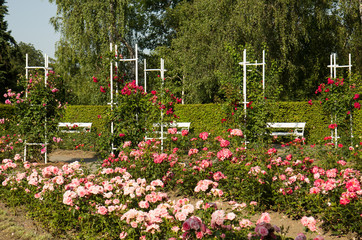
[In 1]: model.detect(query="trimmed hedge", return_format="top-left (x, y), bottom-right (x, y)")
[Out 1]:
top-left (62, 105), bottom-right (109, 132)
top-left (174, 102), bottom-right (346, 143)
top-left (354, 109), bottom-right (362, 143)
top-left (0, 104), bottom-right (15, 119)
top-left (1, 103), bottom-right (361, 143)
top-left (176, 104), bottom-right (227, 135)
top-left (268, 102), bottom-right (330, 143)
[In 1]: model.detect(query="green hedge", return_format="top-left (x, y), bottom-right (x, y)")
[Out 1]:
top-left (354, 109), bottom-right (362, 143)
top-left (176, 104), bottom-right (227, 135)
top-left (175, 102), bottom-right (361, 143)
top-left (175, 102), bottom-right (332, 143)
top-left (62, 105), bottom-right (109, 132)
top-left (268, 102), bottom-right (330, 143)
top-left (0, 104), bottom-right (15, 118)
top-left (1, 103), bottom-right (361, 144)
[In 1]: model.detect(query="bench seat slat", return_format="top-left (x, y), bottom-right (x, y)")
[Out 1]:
top-left (271, 132), bottom-right (303, 136)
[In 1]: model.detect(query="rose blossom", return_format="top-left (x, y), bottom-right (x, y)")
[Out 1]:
top-left (119, 232), bottom-right (128, 239)
top-left (199, 132), bottom-right (208, 140)
top-left (258, 226), bottom-right (269, 236)
top-left (295, 233), bottom-right (306, 240)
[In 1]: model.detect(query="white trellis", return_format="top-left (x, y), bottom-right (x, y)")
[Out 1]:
top-left (327, 53), bottom-right (352, 147)
top-left (144, 58), bottom-right (167, 151)
top-left (24, 54), bottom-right (52, 163)
top-left (109, 43), bottom-right (138, 153)
top-left (238, 49), bottom-right (266, 146)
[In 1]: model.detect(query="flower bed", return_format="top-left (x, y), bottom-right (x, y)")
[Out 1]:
top-left (0, 128), bottom-right (361, 239)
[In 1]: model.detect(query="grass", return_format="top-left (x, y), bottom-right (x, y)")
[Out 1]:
top-left (0, 204), bottom-right (54, 240)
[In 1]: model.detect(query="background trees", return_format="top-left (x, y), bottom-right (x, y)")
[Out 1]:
top-left (157, 0), bottom-right (361, 103)
top-left (0, 0), bottom-right (17, 99)
top-left (1, 0), bottom-right (361, 104)
top-left (0, 1), bottom-right (47, 101)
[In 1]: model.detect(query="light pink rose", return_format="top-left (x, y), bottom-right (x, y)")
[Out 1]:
top-left (119, 231), bottom-right (128, 239)
top-left (258, 226), bottom-right (269, 236)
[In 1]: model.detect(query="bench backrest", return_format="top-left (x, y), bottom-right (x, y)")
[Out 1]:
top-left (152, 122), bottom-right (191, 130)
top-left (173, 122), bottom-right (191, 130)
top-left (266, 122), bottom-right (306, 129)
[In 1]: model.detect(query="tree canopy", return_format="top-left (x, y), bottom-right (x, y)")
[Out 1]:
top-left (3, 0), bottom-right (360, 104)
top-left (0, 0), bottom-right (17, 97)
top-left (157, 0), bottom-right (362, 103)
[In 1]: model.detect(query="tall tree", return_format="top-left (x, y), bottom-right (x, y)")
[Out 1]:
top-left (0, 0), bottom-right (17, 99)
top-left (128, 0), bottom-right (188, 50)
top-left (157, 0), bottom-right (361, 103)
top-left (49, 0), bottom-right (187, 104)
top-left (158, 0), bottom-right (239, 103)
top-left (48, 0), bottom-right (130, 104)
top-left (10, 42), bottom-right (44, 77)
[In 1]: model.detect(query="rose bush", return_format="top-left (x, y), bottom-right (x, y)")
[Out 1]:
top-left (3, 72), bottom-right (65, 161)
top-left (312, 75), bottom-right (361, 146)
top-left (0, 130), bottom-right (361, 239)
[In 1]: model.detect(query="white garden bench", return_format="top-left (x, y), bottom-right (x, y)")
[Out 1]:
top-left (58, 122), bottom-right (92, 133)
top-left (145, 122), bottom-right (191, 140)
top-left (266, 122), bottom-right (306, 141)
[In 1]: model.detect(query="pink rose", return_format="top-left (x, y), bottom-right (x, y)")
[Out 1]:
top-left (182, 221), bottom-right (191, 231)
top-left (97, 206), bottom-right (108, 215)
top-left (119, 232), bottom-right (128, 239)
top-left (168, 128), bottom-right (177, 135)
top-left (230, 129), bottom-right (243, 137)
top-left (189, 218), bottom-right (201, 230)
top-left (258, 226), bottom-right (269, 236)
top-left (309, 187), bottom-right (320, 194)
top-left (295, 233), bottom-right (306, 240)
top-left (257, 212), bottom-right (271, 224)
top-left (181, 129), bottom-right (189, 136)
top-left (199, 132), bottom-right (208, 140)
top-left (354, 102), bottom-right (361, 109)
top-left (301, 216), bottom-right (309, 226)
top-left (100, 86), bottom-right (106, 93)
top-left (219, 139), bottom-right (230, 147)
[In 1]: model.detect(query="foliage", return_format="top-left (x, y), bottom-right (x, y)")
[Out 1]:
top-left (157, 0), bottom-right (236, 103)
top-left (3, 71), bottom-right (65, 160)
top-left (271, 102), bottom-right (330, 144)
top-left (354, 108), bottom-right (362, 142)
top-left (0, 0), bottom-right (17, 101)
top-left (0, 104), bottom-right (15, 118)
top-left (220, 44), bottom-right (282, 144)
top-left (157, 0), bottom-right (362, 103)
top-left (91, 68), bottom-right (182, 153)
top-left (176, 104), bottom-right (227, 135)
top-left (313, 74), bottom-right (361, 146)
top-left (1, 127), bottom-right (361, 238)
top-left (48, 0), bottom-right (127, 104)
top-left (25, 102), bottom-right (359, 145)
top-left (40, 0), bottom-right (362, 104)
top-left (48, 0), bottom-right (182, 105)
top-left (62, 105), bottom-right (109, 133)
top-left (10, 42), bottom-right (46, 79)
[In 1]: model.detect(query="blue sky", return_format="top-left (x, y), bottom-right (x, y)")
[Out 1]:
top-left (5, 0), bottom-right (60, 58)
